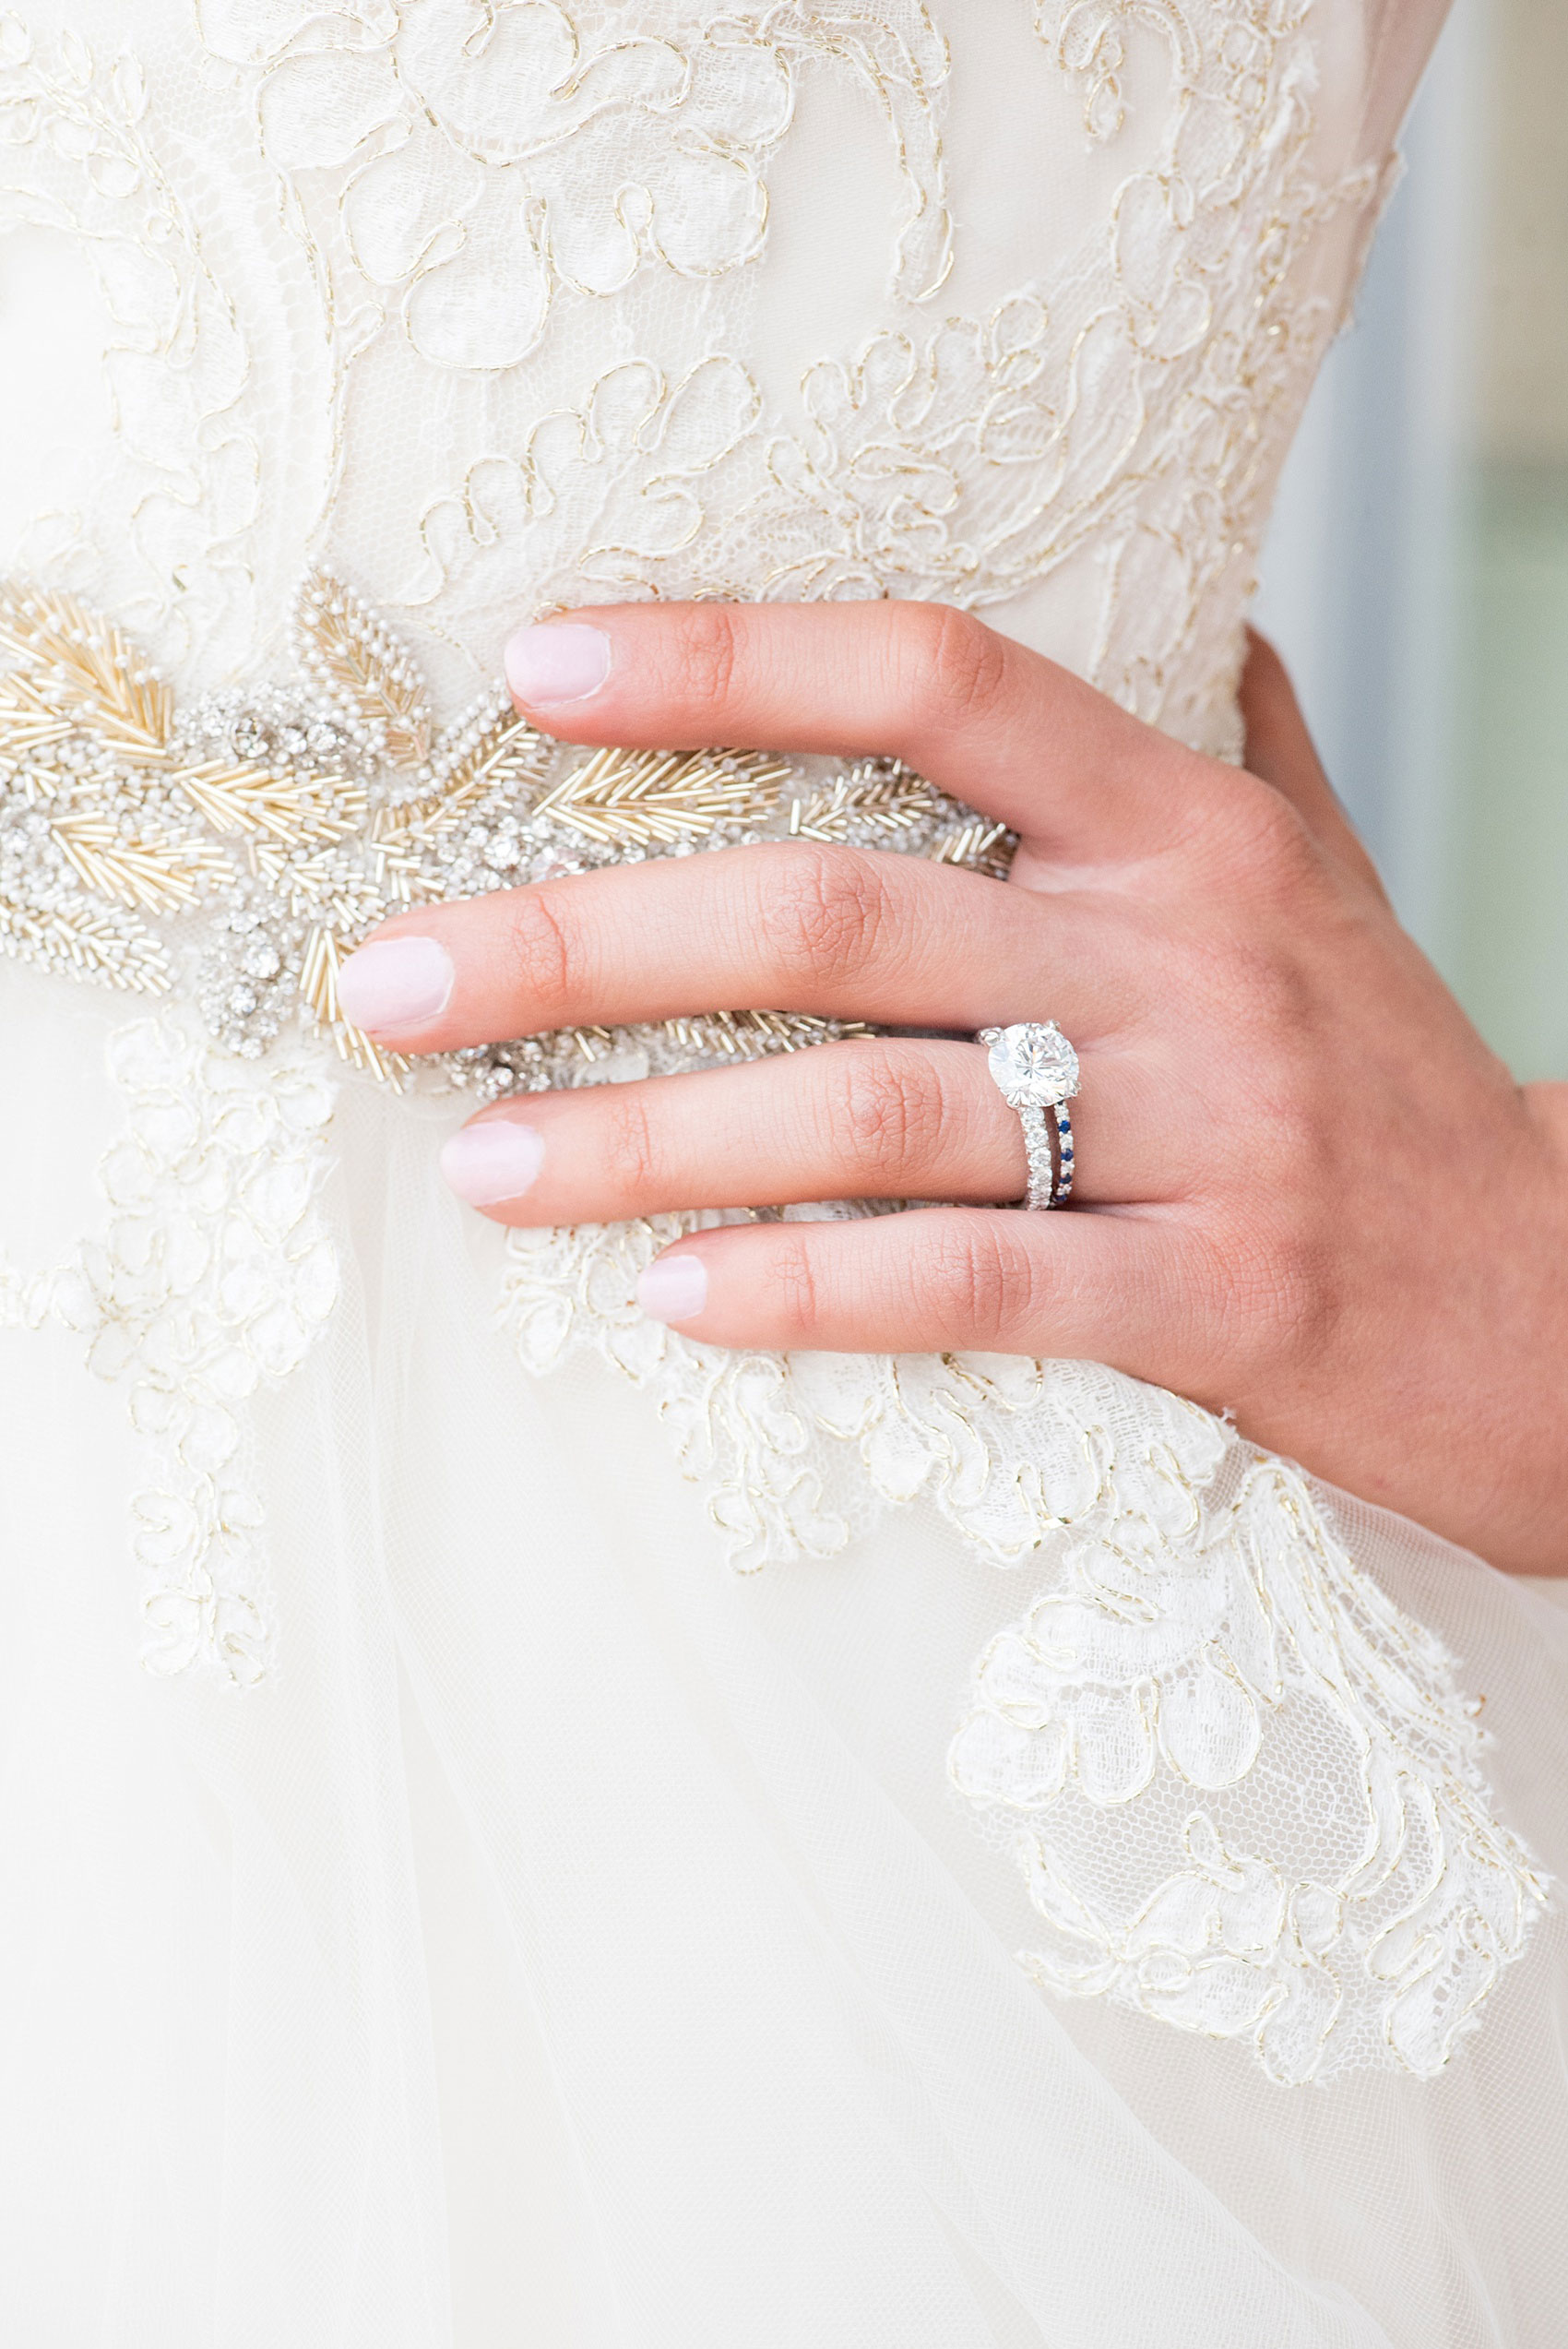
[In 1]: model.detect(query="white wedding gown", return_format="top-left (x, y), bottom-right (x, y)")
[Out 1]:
top-left (2, 5), bottom-right (1567, 2344)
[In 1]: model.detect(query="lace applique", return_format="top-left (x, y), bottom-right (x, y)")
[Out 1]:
top-left (198, 0), bottom-right (952, 340)
top-left (506, 1219), bottom-right (1042, 1560)
top-left (955, 1459), bottom-right (1550, 2082)
top-left (6, 4), bottom-right (1390, 755)
top-left (5, 1011), bottom-right (339, 1685)
top-left (0, 22), bottom-right (264, 678)
top-left (499, 1212), bottom-right (1549, 2081)
top-left (6, 5), bottom-right (1535, 2082)
top-left (16, 0), bottom-right (1370, 758)
top-left (344, 0), bottom-right (1381, 757)
top-left (499, 1208), bottom-right (1228, 1567)
top-left (297, 0), bottom-right (955, 371)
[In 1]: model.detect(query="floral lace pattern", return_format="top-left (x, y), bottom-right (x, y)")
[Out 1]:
top-left (8, 0), bottom-right (1385, 749)
top-left (0, 21), bottom-right (267, 676)
top-left (4, 0), bottom-right (1533, 2085)
top-left (500, 1213), bottom-right (1549, 2083)
top-left (1, 1013), bottom-right (338, 1685)
top-left (957, 1459), bottom-right (1548, 2083)
top-left (500, 1210), bottom-right (1225, 1568)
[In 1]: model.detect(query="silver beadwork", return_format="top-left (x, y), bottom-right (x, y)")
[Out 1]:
top-left (977, 1021), bottom-right (1080, 1210)
top-left (0, 573), bottom-right (1016, 1096)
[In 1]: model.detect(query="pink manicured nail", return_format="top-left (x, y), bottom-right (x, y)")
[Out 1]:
top-left (636, 1254), bottom-right (708, 1323)
top-left (505, 623), bottom-right (612, 707)
top-left (338, 936), bottom-right (454, 1031)
top-left (440, 1119), bottom-right (546, 1206)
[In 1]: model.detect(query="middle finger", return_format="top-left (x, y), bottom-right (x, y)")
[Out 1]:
top-left (336, 842), bottom-right (1146, 1055)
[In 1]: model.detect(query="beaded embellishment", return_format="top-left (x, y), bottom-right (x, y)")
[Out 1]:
top-left (2, 571), bottom-right (1550, 2085)
top-left (0, 573), bottom-right (1011, 1096)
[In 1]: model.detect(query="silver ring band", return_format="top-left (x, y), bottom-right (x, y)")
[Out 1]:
top-left (1053, 1101), bottom-right (1075, 1206)
top-left (977, 1022), bottom-right (1080, 1211)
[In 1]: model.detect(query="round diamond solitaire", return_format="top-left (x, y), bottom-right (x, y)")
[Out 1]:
top-left (981, 1020), bottom-right (1079, 1109)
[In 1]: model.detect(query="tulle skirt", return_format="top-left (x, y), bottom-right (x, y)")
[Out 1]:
top-left (2, 965), bottom-right (1566, 2348)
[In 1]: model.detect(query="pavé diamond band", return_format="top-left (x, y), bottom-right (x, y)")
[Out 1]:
top-left (977, 1021), bottom-right (1080, 1210)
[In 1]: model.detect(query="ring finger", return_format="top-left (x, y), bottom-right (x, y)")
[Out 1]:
top-left (437, 1034), bottom-right (1164, 1225)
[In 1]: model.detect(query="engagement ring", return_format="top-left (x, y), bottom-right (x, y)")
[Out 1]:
top-left (977, 1021), bottom-right (1079, 1209)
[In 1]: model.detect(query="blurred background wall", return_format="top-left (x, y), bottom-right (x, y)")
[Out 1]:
top-left (1254, 0), bottom-right (1567, 1080)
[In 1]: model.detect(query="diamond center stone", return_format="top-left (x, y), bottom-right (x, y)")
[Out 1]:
top-left (986, 1021), bottom-right (1078, 1107)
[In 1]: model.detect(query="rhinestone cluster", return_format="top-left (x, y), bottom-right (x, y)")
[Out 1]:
top-left (0, 574), bottom-right (1016, 1097)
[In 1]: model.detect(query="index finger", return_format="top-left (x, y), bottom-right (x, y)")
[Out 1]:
top-left (501, 602), bottom-right (1213, 862)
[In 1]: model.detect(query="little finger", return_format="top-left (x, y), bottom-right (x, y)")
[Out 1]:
top-left (627, 1203), bottom-right (1195, 1365)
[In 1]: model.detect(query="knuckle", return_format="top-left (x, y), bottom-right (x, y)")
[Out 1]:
top-left (1178, 923), bottom-right (1317, 1108)
top-left (668, 602), bottom-right (741, 709)
top-left (898, 605), bottom-right (1010, 734)
top-left (756, 844), bottom-right (893, 987)
top-left (1266, 1230), bottom-right (1336, 1353)
top-left (761, 1232), bottom-right (822, 1345)
top-left (1196, 1207), bottom-right (1338, 1376)
top-left (921, 1216), bottom-right (1026, 1345)
top-left (503, 885), bottom-right (580, 1025)
top-left (600, 1088), bottom-right (663, 1198)
top-left (828, 1049), bottom-right (944, 1186)
top-left (1215, 931), bottom-right (1313, 1051)
top-left (1205, 772), bottom-right (1322, 900)
top-left (1263, 1229), bottom-right (1339, 1365)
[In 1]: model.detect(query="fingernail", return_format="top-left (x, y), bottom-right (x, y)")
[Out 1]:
top-left (636, 1253), bottom-right (708, 1324)
top-left (440, 1118), bottom-right (546, 1206)
top-left (338, 936), bottom-right (454, 1031)
top-left (505, 623), bottom-right (612, 708)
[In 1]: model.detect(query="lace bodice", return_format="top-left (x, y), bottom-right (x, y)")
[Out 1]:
top-left (6, 0), bottom-right (1539, 2102)
top-left (3, 0), bottom-right (1434, 750)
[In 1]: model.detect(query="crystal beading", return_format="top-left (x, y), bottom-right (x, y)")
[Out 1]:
top-left (0, 574), bottom-right (1016, 1098)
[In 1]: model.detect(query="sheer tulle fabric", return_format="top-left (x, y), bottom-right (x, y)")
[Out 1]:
top-left (1, 1008), bottom-right (1565, 2347)
top-left (6, 2), bottom-right (1568, 2343)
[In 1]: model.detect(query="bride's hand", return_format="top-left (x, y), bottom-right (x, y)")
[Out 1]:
top-left (339, 604), bottom-right (1568, 1572)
